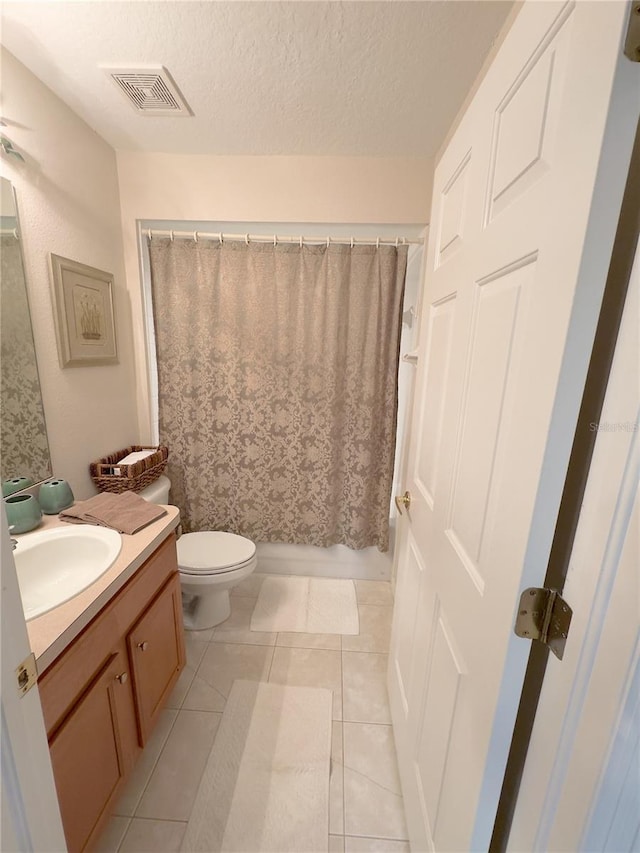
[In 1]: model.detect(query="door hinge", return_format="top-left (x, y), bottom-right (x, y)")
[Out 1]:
top-left (514, 588), bottom-right (573, 661)
top-left (624, 3), bottom-right (640, 62)
top-left (16, 652), bottom-right (38, 696)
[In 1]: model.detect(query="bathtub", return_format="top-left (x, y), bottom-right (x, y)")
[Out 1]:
top-left (255, 517), bottom-right (396, 581)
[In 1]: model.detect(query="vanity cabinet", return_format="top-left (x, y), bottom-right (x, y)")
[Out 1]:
top-left (128, 573), bottom-right (183, 742)
top-left (38, 533), bottom-right (185, 852)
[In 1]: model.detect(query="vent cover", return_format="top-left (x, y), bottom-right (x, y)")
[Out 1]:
top-left (104, 66), bottom-right (192, 116)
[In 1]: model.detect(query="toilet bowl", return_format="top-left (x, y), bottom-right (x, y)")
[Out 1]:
top-left (138, 475), bottom-right (257, 630)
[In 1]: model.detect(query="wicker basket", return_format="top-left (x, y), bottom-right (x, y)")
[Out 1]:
top-left (89, 445), bottom-right (169, 494)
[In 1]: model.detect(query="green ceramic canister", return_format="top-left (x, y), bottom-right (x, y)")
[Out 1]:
top-left (4, 493), bottom-right (42, 533)
top-left (38, 479), bottom-right (75, 514)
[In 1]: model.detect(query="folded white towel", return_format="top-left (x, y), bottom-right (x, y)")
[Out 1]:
top-left (116, 449), bottom-right (156, 466)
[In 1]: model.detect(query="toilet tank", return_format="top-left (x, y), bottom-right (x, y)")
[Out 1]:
top-left (138, 474), bottom-right (171, 504)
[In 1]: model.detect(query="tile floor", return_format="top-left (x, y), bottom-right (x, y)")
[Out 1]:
top-left (96, 576), bottom-right (408, 853)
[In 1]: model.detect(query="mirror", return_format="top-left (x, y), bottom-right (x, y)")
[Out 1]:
top-left (1, 177), bottom-right (52, 485)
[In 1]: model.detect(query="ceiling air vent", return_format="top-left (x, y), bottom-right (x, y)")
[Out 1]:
top-left (104, 66), bottom-right (192, 116)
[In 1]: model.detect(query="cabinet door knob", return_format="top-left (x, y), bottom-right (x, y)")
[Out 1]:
top-left (115, 672), bottom-right (128, 684)
top-left (137, 641), bottom-right (149, 651)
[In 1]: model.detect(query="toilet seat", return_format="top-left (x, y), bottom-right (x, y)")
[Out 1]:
top-left (177, 531), bottom-right (256, 576)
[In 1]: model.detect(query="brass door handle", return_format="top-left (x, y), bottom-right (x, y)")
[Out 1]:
top-left (137, 641), bottom-right (149, 651)
top-left (395, 491), bottom-right (411, 514)
top-left (115, 672), bottom-right (128, 684)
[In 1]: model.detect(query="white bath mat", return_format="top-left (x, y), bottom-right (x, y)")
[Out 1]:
top-left (182, 680), bottom-right (332, 853)
top-left (250, 575), bottom-right (359, 635)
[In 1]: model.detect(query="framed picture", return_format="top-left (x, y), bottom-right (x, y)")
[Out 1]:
top-left (50, 254), bottom-right (118, 367)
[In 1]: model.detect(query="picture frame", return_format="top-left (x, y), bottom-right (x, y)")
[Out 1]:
top-left (49, 254), bottom-right (118, 367)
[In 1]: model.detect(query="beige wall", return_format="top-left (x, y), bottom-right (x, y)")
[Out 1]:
top-left (0, 49), bottom-right (138, 499)
top-left (116, 151), bottom-right (432, 438)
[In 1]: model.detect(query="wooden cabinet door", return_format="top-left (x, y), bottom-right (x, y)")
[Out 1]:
top-left (48, 649), bottom-right (133, 852)
top-left (128, 574), bottom-right (185, 743)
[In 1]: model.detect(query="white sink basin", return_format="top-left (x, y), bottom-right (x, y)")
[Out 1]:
top-left (14, 526), bottom-right (122, 621)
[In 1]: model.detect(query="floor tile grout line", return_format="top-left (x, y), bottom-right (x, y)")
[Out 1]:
top-left (339, 638), bottom-right (344, 723)
top-left (170, 656), bottom-right (202, 711)
top-left (187, 667), bottom-right (230, 707)
top-left (125, 710), bottom-right (180, 820)
top-left (343, 716), bottom-right (392, 725)
top-left (131, 709), bottom-right (222, 826)
top-left (341, 643), bottom-right (347, 837)
top-left (275, 628), bottom-right (343, 651)
top-left (343, 832), bottom-right (411, 842)
top-left (114, 814), bottom-right (132, 852)
top-left (342, 649), bottom-right (389, 657)
top-left (266, 641), bottom-right (276, 680)
top-left (130, 710), bottom-right (205, 819)
top-left (342, 762), bottom-right (403, 798)
top-left (125, 816), bottom-right (189, 825)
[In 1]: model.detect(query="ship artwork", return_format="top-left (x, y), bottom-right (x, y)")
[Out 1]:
top-left (50, 254), bottom-right (118, 366)
top-left (78, 291), bottom-right (103, 340)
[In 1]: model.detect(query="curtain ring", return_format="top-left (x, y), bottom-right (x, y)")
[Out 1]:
top-left (350, 236), bottom-right (354, 248)
top-left (13, 228), bottom-right (18, 239)
top-left (219, 232), bottom-right (223, 245)
top-left (376, 237), bottom-right (380, 249)
top-left (170, 230), bottom-right (174, 242)
top-left (194, 231), bottom-right (198, 243)
top-left (273, 234), bottom-right (277, 246)
top-left (299, 235), bottom-right (303, 248)
top-left (245, 233), bottom-right (250, 245)
top-left (326, 236), bottom-right (330, 248)
top-left (395, 237), bottom-right (399, 248)
top-left (148, 228), bottom-right (152, 241)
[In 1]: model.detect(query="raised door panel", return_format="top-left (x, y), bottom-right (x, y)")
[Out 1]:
top-left (415, 295), bottom-right (456, 508)
top-left (414, 606), bottom-right (465, 848)
top-left (48, 651), bottom-right (130, 852)
top-left (484, 5), bottom-right (572, 226)
top-left (436, 152), bottom-right (471, 268)
top-left (445, 256), bottom-right (535, 594)
top-left (390, 532), bottom-right (433, 721)
top-left (128, 573), bottom-right (185, 743)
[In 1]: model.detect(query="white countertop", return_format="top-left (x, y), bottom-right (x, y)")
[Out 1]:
top-left (15, 505), bottom-right (181, 672)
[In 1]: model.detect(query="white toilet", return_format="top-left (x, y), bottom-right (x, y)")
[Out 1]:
top-left (139, 475), bottom-right (257, 630)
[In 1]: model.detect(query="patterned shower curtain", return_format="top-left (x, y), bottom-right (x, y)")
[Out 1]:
top-left (148, 238), bottom-right (407, 551)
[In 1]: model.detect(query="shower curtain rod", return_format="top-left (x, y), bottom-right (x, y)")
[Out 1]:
top-left (145, 228), bottom-right (423, 247)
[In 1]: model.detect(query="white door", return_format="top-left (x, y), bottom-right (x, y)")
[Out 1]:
top-left (508, 210), bottom-right (640, 852)
top-left (1, 510), bottom-right (66, 852)
top-left (388, 2), bottom-right (640, 851)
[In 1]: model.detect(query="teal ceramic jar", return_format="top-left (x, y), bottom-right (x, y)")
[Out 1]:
top-left (2, 476), bottom-right (34, 497)
top-left (4, 493), bottom-right (42, 533)
top-left (38, 479), bottom-right (75, 514)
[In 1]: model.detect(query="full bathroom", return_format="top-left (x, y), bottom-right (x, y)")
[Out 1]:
top-left (3, 2), bottom-right (638, 853)
top-left (0, 1), bottom-right (471, 839)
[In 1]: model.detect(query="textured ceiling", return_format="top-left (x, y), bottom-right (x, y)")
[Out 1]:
top-left (0, 1), bottom-right (514, 157)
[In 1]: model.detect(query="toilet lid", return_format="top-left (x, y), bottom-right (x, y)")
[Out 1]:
top-left (177, 531), bottom-right (256, 574)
